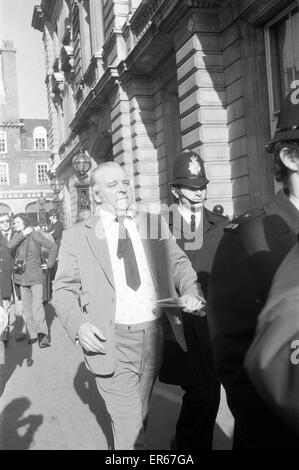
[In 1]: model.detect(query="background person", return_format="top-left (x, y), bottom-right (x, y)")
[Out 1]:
top-left (0, 213), bottom-right (26, 342)
top-left (53, 162), bottom-right (206, 450)
top-left (47, 210), bottom-right (64, 299)
top-left (47, 210), bottom-right (64, 251)
top-left (8, 213), bottom-right (57, 348)
top-left (0, 288), bottom-right (8, 364)
top-left (159, 150), bottom-right (227, 450)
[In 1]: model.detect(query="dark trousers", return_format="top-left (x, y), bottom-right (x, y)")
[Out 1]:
top-left (175, 382), bottom-right (220, 451)
top-left (232, 410), bottom-right (299, 450)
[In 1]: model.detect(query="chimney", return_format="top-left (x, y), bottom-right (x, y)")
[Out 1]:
top-left (0, 40), bottom-right (19, 122)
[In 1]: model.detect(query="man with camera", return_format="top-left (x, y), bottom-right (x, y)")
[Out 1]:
top-left (8, 214), bottom-right (57, 347)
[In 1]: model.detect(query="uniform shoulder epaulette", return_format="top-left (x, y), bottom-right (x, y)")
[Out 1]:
top-left (224, 208), bottom-right (263, 232)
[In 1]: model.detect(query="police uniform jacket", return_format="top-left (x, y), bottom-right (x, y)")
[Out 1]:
top-left (8, 231), bottom-right (57, 287)
top-left (48, 220), bottom-right (64, 250)
top-left (159, 206), bottom-right (227, 388)
top-left (208, 189), bottom-right (299, 447)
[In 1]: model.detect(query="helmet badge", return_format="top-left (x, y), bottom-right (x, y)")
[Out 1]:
top-left (188, 156), bottom-right (201, 176)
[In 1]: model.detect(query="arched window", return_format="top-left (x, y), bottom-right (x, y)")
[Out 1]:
top-left (33, 126), bottom-right (47, 150)
top-left (0, 131), bottom-right (7, 153)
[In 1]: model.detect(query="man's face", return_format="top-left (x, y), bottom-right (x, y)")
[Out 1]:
top-left (92, 165), bottom-right (133, 214)
top-left (13, 217), bottom-right (25, 232)
top-left (0, 215), bottom-right (11, 232)
top-left (172, 185), bottom-right (207, 211)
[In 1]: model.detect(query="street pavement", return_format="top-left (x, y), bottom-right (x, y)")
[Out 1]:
top-left (0, 304), bottom-right (233, 450)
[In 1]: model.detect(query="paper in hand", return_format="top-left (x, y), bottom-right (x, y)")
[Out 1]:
top-left (154, 297), bottom-right (184, 308)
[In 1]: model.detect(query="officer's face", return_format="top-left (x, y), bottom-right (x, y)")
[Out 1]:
top-left (92, 164), bottom-right (133, 214)
top-left (175, 185), bottom-right (207, 210)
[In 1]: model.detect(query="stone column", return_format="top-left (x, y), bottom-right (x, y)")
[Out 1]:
top-left (127, 76), bottom-right (161, 211)
top-left (109, 86), bottom-right (134, 178)
top-left (89, 0), bottom-right (104, 53)
top-left (43, 26), bottom-right (60, 154)
top-left (174, 10), bottom-right (232, 216)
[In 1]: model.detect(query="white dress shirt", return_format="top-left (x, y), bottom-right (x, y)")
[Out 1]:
top-left (1, 229), bottom-right (12, 241)
top-left (178, 204), bottom-right (202, 229)
top-left (99, 208), bottom-right (162, 324)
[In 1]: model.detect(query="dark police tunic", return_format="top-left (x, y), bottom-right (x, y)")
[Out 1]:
top-left (159, 206), bottom-right (227, 450)
top-left (208, 189), bottom-right (299, 449)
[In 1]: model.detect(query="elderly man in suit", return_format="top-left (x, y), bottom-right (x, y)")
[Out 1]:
top-left (53, 161), bottom-right (206, 450)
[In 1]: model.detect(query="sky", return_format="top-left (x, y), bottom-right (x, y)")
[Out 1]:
top-left (0, 0), bottom-right (48, 119)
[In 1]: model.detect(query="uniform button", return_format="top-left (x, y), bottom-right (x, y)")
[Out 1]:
top-left (108, 320), bottom-right (113, 325)
top-left (0, 258), bottom-right (2, 261)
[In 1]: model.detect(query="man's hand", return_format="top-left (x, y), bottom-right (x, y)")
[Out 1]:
top-left (23, 227), bottom-right (33, 236)
top-left (77, 323), bottom-right (107, 353)
top-left (179, 294), bottom-right (206, 317)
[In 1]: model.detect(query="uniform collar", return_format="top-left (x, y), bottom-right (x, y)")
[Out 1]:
top-left (264, 189), bottom-right (299, 234)
top-left (177, 204), bottom-right (202, 225)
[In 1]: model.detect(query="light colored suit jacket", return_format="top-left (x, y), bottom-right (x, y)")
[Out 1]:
top-left (53, 212), bottom-right (203, 375)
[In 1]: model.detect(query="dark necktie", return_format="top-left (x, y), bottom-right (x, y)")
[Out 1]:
top-left (190, 214), bottom-right (196, 233)
top-left (116, 217), bottom-right (141, 291)
top-left (4, 232), bottom-right (9, 240)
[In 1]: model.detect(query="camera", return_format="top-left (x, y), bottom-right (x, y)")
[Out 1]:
top-left (13, 258), bottom-right (26, 275)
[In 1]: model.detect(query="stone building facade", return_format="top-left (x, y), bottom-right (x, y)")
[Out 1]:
top-left (32, 0), bottom-right (299, 225)
top-left (0, 40), bottom-right (52, 218)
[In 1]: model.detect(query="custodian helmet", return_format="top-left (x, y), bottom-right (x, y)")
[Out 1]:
top-left (170, 150), bottom-right (209, 188)
top-left (266, 87), bottom-right (299, 153)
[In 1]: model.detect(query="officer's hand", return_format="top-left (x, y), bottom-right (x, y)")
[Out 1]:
top-left (179, 295), bottom-right (206, 317)
top-left (77, 323), bottom-right (107, 354)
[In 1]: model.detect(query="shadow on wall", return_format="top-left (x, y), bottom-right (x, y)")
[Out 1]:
top-left (0, 397), bottom-right (43, 450)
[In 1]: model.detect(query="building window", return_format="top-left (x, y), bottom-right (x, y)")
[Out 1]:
top-left (35, 138), bottom-right (46, 150)
top-left (19, 173), bottom-right (27, 185)
top-left (0, 131), bottom-right (7, 153)
top-left (265, 2), bottom-right (299, 132)
top-left (37, 163), bottom-right (49, 184)
top-left (0, 163), bottom-right (9, 184)
top-left (33, 126), bottom-right (47, 150)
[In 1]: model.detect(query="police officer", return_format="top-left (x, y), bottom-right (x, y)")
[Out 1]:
top-left (159, 150), bottom-right (227, 450)
top-left (208, 89), bottom-right (299, 449)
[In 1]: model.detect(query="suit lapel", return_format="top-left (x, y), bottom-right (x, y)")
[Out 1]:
top-left (84, 216), bottom-right (115, 290)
